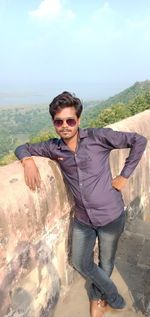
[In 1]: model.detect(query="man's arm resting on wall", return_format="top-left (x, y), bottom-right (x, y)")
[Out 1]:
top-left (21, 157), bottom-right (41, 191)
top-left (14, 140), bottom-right (55, 191)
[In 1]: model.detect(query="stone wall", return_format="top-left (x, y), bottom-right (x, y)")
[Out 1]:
top-left (0, 158), bottom-right (75, 317)
top-left (0, 110), bottom-right (150, 317)
top-left (109, 110), bottom-right (150, 222)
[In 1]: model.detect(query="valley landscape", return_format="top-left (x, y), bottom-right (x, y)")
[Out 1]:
top-left (0, 80), bottom-right (150, 165)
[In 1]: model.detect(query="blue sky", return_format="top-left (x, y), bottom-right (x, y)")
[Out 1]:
top-left (1, 0), bottom-right (150, 104)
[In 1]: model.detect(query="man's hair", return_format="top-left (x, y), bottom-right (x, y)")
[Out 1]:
top-left (49, 91), bottom-right (83, 119)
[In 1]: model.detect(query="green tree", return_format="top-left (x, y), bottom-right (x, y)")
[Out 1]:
top-left (91, 103), bottom-right (130, 127)
top-left (30, 129), bottom-right (56, 143)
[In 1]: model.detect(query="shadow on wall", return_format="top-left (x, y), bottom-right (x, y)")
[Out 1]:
top-left (115, 196), bottom-right (150, 316)
top-left (0, 240), bottom-right (61, 317)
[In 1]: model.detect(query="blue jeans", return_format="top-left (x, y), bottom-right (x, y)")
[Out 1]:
top-left (71, 212), bottom-right (126, 308)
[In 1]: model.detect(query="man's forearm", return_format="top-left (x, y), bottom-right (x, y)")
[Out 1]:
top-left (19, 155), bottom-right (41, 190)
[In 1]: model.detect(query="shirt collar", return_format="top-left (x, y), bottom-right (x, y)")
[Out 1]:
top-left (57, 128), bottom-right (88, 150)
top-left (79, 128), bottom-right (88, 139)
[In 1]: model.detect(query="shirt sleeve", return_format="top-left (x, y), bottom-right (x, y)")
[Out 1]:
top-left (14, 138), bottom-right (58, 161)
top-left (94, 128), bottom-right (148, 178)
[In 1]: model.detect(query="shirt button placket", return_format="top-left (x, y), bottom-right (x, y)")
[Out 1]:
top-left (75, 154), bottom-right (83, 189)
top-left (74, 151), bottom-right (91, 222)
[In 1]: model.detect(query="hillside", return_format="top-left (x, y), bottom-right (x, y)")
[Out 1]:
top-left (0, 104), bottom-right (55, 160)
top-left (100, 80), bottom-right (150, 107)
top-left (81, 80), bottom-right (150, 126)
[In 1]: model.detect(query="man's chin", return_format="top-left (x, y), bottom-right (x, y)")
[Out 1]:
top-left (60, 131), bottom-right (70, 135)
top-left (61, 134), bottom-right (72, 139)
top-left (57, 129), bottom-right (78, 139)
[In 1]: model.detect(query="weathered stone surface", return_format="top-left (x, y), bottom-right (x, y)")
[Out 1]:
top-left (115, 220), bottom-right (150, 316)
top-left (116, 230), bottom-right (145, 265)
top-left (125, 218), bottom-right (150, 239)
top-left (0, 217), bottom-right (75, 317)
top-left (138, 239), bottom-right (150, 268)
top-left (0, 158), bottom-right (74, 317)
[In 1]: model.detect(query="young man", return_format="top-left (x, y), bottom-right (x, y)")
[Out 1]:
top-left (15, 91), bottom-right (147, 317)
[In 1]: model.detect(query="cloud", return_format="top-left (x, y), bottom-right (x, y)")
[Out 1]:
top-left (92, 1), bottom-right (113, 20)
top-left (77, 2), bottom-right (121, 43)
top-left (126, 16), bottom-right (150, 40)
top-left (92, 2), bottom-right (150, 41)
top-left (29, 0), bottom-right (75, 21)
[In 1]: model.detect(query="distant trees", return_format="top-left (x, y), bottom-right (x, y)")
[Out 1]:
top-left (0, 153), bottom-right (16, 166)
top-left (89, 92), bottom-right (150, 128)
top-left (128, 92), bottom-right (150, 115)
top-left (81, 80), bottom-right (150, 127)
top-left (0, 129), bottom-right (56, 166)
top-left (30, 130), bottom-right (56, 143)
top-left (90, 103), bottom-right (130, 127)
top-left (0, 104), bottom-right (53, 163)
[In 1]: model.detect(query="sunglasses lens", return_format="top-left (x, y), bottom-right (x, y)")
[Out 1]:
top-left (54, 119), bottom-right (63, 127)
top-left (66, 119), bottom-right (77, 126)
top-left (53, 118), bottom-right (77, 127)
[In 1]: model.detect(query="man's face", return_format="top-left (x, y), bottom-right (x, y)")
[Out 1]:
top-left (53, 107), bottom-right (80, 140)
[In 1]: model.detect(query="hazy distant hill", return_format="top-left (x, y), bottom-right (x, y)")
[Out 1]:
top-left (81, 80), bottom-right (150, 126)
top-left (101, 80), bottom-right (150, 107)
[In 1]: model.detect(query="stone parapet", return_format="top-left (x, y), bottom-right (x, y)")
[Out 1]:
top-left (0, 158), bottom-right (75, 317)
top-left (0, 110), bottom-right (150, 317)
top-left (108, 110), bottom-right (150, 222)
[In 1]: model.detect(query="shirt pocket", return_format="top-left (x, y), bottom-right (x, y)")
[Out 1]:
top-left (78, 155), bottom-right (92, 169)
top-left (57, 156), bottom-right (76, 173)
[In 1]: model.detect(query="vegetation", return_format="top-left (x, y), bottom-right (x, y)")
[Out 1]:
top-left (81, 80), bottom-right (150, 126)
top-left (0, 104), bottom-right (53, 160)
top-left (89, 92), bottom-right (150, 128)
top-left (0, 80), bottom-right (150, 165)
top-left (0, 129), bottom-right (56, 166)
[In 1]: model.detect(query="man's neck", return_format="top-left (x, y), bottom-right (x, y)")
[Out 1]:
top-left (63, 130), bottom-right (79, 152)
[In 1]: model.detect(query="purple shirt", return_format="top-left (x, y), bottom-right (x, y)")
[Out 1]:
top-left (15, 128), bottom-right (147, 226)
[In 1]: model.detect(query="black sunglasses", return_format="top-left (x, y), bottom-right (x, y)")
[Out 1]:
top-left (53, 118), bottom-right (77, 127)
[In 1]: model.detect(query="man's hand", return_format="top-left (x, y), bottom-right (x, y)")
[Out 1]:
top-left (22, 158), bottom-right (41, 191)
top-left (112, 175), bottom-right (128, 191)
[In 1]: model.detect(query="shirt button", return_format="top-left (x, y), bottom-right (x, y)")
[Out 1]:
top-left (80, 183), bottom-right (82, 186)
